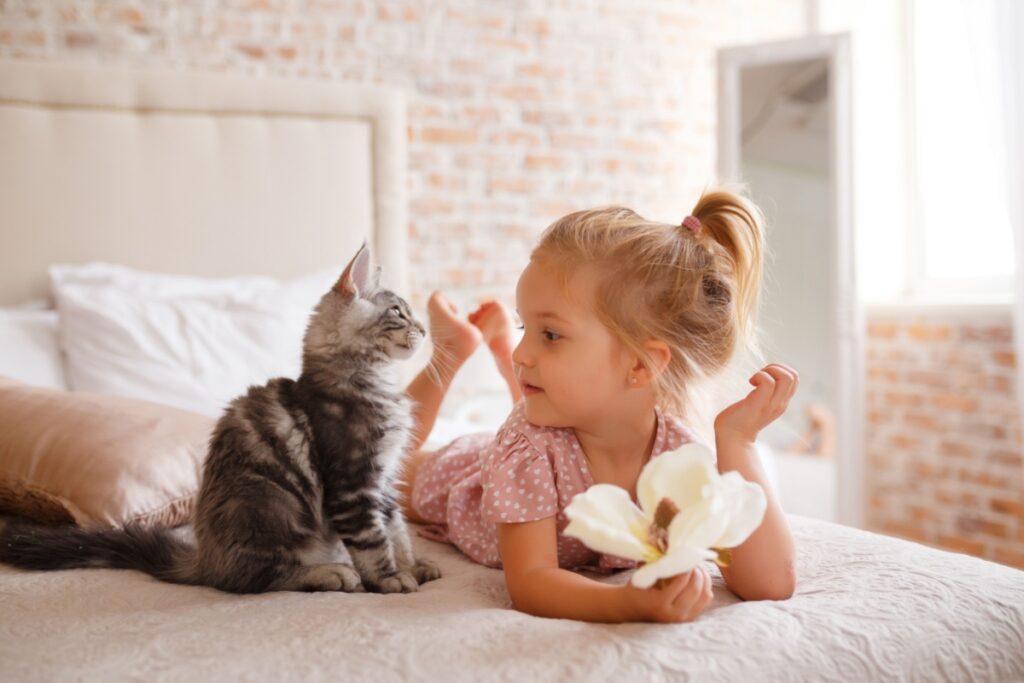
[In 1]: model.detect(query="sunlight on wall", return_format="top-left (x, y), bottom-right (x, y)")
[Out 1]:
top-left (913, 0), bottom-right (1014, 285)
top-left (821, 0), bottom-right (1015, 304)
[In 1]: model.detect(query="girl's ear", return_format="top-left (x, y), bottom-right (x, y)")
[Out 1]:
top-left (630, 340), bottom-right (671, 388)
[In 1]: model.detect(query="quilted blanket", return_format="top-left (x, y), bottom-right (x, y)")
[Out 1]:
top-left (1, 514), bottom-right (1022, 682)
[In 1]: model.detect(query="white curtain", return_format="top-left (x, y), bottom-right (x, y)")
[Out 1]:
top-left (966, 0), bottom-right (1024, 433)
top-left (991, 1), bottom-right (1024, 436)
top-left (955, 0), bottom-right (1023, 432)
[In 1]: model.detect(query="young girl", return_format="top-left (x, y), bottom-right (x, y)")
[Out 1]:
top-left (398, 190), bottom-right (798, 624)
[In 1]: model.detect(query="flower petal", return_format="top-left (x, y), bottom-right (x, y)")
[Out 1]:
top-left (637, 443), bottom-right (716, 517)
top-left (565, 484), bottom-right (648, 535)
top-left (563, 485), bottom-right (652, 561)
top-left (667, 494), bottom-right (729, 550)
top-left (710, 472), bottom-right (767, 548)
top-left (630, 544), bottom-right (708, 589)
top-left (563, 517), bottom-right (651, 562)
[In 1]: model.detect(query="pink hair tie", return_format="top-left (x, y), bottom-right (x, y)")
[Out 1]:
top-left (681, 215), bottom-right (702, 234)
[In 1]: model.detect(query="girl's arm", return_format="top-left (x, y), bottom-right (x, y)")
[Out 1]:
top-left (499, 517), bottom-right (713, 623)
top-left (713, 364), bottom-right (799, 601)
top-left (714, 435), bottom-right (797, 601)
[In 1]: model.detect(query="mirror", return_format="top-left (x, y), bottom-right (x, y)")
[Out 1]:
top-left (718, 35), bottom-right (862, 527)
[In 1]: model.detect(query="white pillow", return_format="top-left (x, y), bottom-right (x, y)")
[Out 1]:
top-left (0, 304), bottom-right (68, 389)
top-left (50, 263), bottom-right (337, 418)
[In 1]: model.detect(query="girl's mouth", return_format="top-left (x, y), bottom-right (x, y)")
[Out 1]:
top-left (522, 383), bottom-right (543, 396)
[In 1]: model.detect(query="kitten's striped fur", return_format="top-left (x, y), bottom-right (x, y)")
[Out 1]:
top-left (0, 244), bottom-right (441, 594)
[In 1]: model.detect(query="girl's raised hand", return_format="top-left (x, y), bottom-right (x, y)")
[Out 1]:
top-left (714, 363), bottom-right (799, 443)
top-left (621, 564), bottom-right (714, 624)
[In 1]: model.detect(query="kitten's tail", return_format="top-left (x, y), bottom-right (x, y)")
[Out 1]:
top-left (0, 521), bottom-right (197, 585)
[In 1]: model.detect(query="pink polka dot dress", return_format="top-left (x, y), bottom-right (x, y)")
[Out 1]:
top-left (411, 401), bottom-right (701, 571)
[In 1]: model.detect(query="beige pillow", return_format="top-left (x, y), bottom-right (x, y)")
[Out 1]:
top-left (0, 377), bottom-right (214, 528)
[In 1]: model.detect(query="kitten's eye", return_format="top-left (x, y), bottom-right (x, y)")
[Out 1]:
top-left (388, 306), bottom-right (402, 317)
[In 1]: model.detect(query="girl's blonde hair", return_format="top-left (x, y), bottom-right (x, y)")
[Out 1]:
top-left (531, 187), bottom-right (765, 419)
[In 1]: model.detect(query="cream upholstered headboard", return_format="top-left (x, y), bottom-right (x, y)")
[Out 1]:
top-left (0, 60), bottom-right (407, 305)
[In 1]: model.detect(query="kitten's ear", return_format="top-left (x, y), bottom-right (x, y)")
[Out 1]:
top-left (335, 241), bottom-right (372, 299)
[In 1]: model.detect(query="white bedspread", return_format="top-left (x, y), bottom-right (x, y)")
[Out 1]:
top-left (1, 515), bottom-right (1022, 682)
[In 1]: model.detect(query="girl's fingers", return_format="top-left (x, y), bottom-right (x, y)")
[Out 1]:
top-left (659, 569), bottom-right (693, 603)
top-left (763, 364), bottom-right (797, 416)
top-left (687, 567), bottom-right (711, 618)
top-left (774, 366), bottom-right (798, 403)
top-left (671, 566), bottom-right (706, 613)
top-left (746, 371), bottom-right (776, 410)
top-left (763, 364), bottom-right (792, 396)
top-left (772, 363), bottom-right (799, 396)
top-left (693, 574), bottom-right (714, 616)
top-left (691, 566), bottom-right (715, 617)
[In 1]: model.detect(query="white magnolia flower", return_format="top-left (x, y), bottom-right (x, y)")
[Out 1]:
top-left (564, 443), bottom-right (767, 589)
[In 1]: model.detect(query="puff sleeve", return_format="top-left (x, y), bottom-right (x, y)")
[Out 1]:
top-left (480, 429), bottom-right (559, 524)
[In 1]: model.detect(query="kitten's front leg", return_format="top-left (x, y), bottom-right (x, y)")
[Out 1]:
top-left (336, 514), bottom-right (417, 594)
top-left (388, 509), bottom-right (441, 585)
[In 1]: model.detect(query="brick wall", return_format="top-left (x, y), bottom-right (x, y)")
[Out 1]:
top-left (0, 0), bottom-right (810, 454)
top-left (866, 310), bottom-right (1024, 568)
top-left (0, 0), bottom-right (806, 308)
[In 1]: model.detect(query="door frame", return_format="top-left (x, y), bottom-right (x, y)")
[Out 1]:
top-left (717, 34), bottom-right (863, 528)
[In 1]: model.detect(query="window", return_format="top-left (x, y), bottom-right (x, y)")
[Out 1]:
top-left (906, 0), bottom-right (1015, 302)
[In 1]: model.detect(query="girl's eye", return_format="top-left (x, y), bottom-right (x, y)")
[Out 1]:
top-left (542, 330), bottom-right (561, 342)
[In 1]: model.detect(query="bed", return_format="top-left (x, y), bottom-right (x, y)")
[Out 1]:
top-left (1, 59), bottom-right (1022, 682)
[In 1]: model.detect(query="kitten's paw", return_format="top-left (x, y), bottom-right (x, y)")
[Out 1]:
top-left (412, 559), bottom-right (442, 584)
top-left (303, 563), bottom-right (363, 592)
top-left (377, 571), bottom-right (418, 594)
top-left (332, 564), bottom-right (365, 592)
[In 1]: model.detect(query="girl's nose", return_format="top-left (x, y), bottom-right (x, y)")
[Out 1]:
top-left (511, 335), bottom-right (532, 369)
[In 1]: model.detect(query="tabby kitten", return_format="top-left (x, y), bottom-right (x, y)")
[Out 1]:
top-left (0, 243), bottom-right (441, 594)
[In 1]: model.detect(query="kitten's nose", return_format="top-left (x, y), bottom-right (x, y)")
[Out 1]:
top-left (408, 326), bottom-right (425, 349)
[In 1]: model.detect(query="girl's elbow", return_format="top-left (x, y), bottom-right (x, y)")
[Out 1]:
top-left (505, 576), bottom-right (542, 616)
top-left (733, 565), bottom-right (794, 602)
top-left (739, 563), bottom-right (797, 602)
top-left (506, 585), bottom-right (530, 612)
top-left (758, 580), bottom-right (796, 602)
top-left (508, 588), bottom-right (553, 618)
top-left (509, 596), bottom-right (539, 617)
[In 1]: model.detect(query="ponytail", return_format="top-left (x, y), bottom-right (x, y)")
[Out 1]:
top-left (690, 188), bottom-right (765, 353)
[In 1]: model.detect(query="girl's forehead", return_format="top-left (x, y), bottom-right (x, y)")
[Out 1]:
top-left (516, 260), bottom-right (599, 318)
